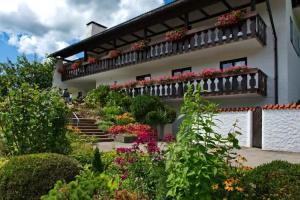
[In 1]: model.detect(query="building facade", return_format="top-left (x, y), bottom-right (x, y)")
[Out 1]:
top-left (51, 0), bottom-right (300, 108)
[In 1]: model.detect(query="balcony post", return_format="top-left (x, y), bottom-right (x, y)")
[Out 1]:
top-left (251, 0), bottom-right (256, 11)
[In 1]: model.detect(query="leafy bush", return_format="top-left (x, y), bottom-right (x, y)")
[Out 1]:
top-left (242, 160), bottom-right (300, 200)
top-left (69, 142), bottom-right (94, 166)
top-left (130, 95), bottom-right (176, 125)
top-left (85, 85), bottom-right (110, 108)
top-left (41, 167), bottom-right (116, 200)
top-left (101, 105), bottom-right (124, 121)
top-left (92, 147), bottom-right (104, 173)
top-left (130, 95), bottom-right (163, 123)
top-left (166, 86), bottom-right (241, 200)
top-left (116, 112), bottom-right (135, 125)
top-left (0, 153), bottom-right (81, 200)
top-left (0, 157), bottom-right (8, 169)
top-left (97, 120), bottom-right (114, 132)
top-left (106, 90), bottom-right (132, 109)
top-left (0, 84), bottom-right (70, 155)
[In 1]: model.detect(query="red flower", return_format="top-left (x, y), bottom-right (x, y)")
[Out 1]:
top-left (87, 57), bottom-right (97, 64)
top-left (223, 65), bottom-right (249, 75)
top-left (71, 61), bottom-right (81, 70)
top-left (147, 141), bottom-right (160, 153)
top-left (131, 40), bottom-right (149, 51)
top-left (165, 27), bottom-right (187, 42)
top-left (201, 68), bottom-right (222, 78)
top-left (108, 125), bottom-right (127, 135)
top-left (216, 10), bottom-right (243, 27)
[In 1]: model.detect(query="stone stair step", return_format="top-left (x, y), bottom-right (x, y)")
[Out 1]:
top-left (80, 129), bottom-right (104, 133)
top-left (80, 134), bottom-right (111, 138)
top-left (77, 125), bottom-right (99, 129)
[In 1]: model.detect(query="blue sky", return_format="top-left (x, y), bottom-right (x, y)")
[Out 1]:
top-left (0, 0), bottom-right (171, 63)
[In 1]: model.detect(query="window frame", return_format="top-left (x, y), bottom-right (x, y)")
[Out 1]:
top-left (220, 57), bottom-right (248, 70)
top-left (136, 74), bottom-right (151, 81)
top-left (171, 67), bottom-right (192, 76)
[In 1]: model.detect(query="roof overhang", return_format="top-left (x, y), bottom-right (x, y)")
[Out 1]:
top-left (50, 0), bottom-right (266, 59)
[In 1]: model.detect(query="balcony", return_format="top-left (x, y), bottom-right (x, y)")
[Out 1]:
top-left (62, 13), bottom-right (266, 81)
top-left (122, 68), bottom-right (267, 99)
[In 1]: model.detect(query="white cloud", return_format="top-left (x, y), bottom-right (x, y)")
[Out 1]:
top-left (0, 0), bottom-right (164, 57)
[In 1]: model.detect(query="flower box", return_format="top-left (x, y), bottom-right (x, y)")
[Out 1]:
top-left (131, 40), bottom-right (149, 51)
top-left (71, 61), bottom-right (81, 70)
top-left (165, 27), bottom-right (187, 42)
top-left (87, 57), bottom-right (97, 64)
top-left (108, 50), bottom-right (121, 59)
top-left (115, 133), bottom-right (137, 143)
top-left (216, 10), bottom-right (243, 27)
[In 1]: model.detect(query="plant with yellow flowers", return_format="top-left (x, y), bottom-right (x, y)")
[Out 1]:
top-left (115, 112), bottom-right (135, 125)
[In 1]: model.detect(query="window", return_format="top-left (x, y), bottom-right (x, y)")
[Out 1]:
top-left (172, 67), bottom-right (192, 76)
top-left (220, 57), bottom-right (247, 70)
top-left (136, 74), bottom-right (151, 81)
top-left (290, 17), bottom-right (300, 56)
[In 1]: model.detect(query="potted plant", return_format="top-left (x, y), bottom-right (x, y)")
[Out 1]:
top-left (131, 39), bottom-right (149, 51)
top-left (108, 50), bottom-right (121, 59)
top-left (223, 65), bottom-right (250, 75)
top-left (216, 10), bottom-right (243, 27)
top-left (71, 61), bottom-right (81, 70)
top-left (165, 27), bottom-right (187, 42)
top-left (87, 57), bottom-right (97, 64)
top-left (201, 68), bottom-right (222, 78)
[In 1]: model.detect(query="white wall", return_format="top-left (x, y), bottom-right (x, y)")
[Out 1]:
top-left (214, 111), bottom-right (253, 147)
top-left (262, 109), bottom-right (300, 152)
top-left (287, 1), bottom-right (300, 103)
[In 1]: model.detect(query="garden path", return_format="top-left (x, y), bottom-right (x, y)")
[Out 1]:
top-left (95, 142), bottom-right (300, 167)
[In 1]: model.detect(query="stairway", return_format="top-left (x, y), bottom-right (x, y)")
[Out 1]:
top-left (70, 113), bottom-right (113, 142)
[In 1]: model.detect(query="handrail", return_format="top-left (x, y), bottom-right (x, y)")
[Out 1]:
top-left (72, 112), bottom-right (80, 127)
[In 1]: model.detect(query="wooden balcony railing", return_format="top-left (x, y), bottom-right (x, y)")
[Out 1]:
top-left (122, 68), bottom-right (267, 98)
top-left (62, 13), bottom-right (266, 81)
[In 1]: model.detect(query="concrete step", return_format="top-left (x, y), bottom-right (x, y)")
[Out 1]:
top-left (82, 132), bottom-right (106, 136)
top-left (77, 125), bottom-right (99, 129)
top-left (80, 134), bottom-right (111, 138)
top-left (80, 129), bottom-right (104, 133)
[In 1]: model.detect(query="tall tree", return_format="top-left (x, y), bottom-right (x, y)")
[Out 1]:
top-left (0, 55), bottom-right (55, 97)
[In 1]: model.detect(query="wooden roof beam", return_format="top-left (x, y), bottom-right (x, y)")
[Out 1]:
top-left (222, 0), bottom-right (232, 10)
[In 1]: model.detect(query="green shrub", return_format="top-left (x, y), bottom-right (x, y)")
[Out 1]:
top-left (0, 84), bottom-right (70, 155)
top-left (92, 147), bottom-right (104, 173)
top-left (70, 142), bottom-right (94, 166)
top-left (85, 85), bottom-right (110, 108)
top-left (166, 86), bottom-right (241, 199)
top-left (242, 160), bottom-right (300, 200)
top-left (100, 105), bottom-right (124, 121)
top-left (0, 153), bottom-right (81, 200)
top-left (130, 95), bottom-right (164, 123)
top-left (98, 120), bottom-right (114, 132)
top-left (41, 167), bottom-right (116, 200)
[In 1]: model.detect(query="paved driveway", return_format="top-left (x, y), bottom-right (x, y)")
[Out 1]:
top-left (96, 142), bottom-right (300, 167)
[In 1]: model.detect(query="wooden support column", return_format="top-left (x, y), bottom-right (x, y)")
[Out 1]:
top-left (184, 13), bottom-right (191, 30)
top-left (251, 0), bottom-right (256, 11)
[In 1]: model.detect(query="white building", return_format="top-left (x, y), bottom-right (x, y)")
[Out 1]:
top-left (51, 0), bottom-right (300, 149)
top-left (51, 0), bottom-right (300, 107)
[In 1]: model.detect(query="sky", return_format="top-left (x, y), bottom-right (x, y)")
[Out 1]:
top-left (0, 0), bottom-right (173, 63)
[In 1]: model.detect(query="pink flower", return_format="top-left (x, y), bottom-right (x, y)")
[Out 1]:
top-left (121, 171), bottom-right (128, 180)
top-left (223, 65), bottom-right (249, 74)
top-left (147, 141), bottom-right (160, 153)
top-left (87, 57), bottom-right (97, 64)
top-left (163, 133), bottom-right (176, 143)
top-left (115, 157), bottom-right (126, 167)
top-left (116, 147), bottom-right (132, 154)
top-left (201, 68), bottom-right (222, 78)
